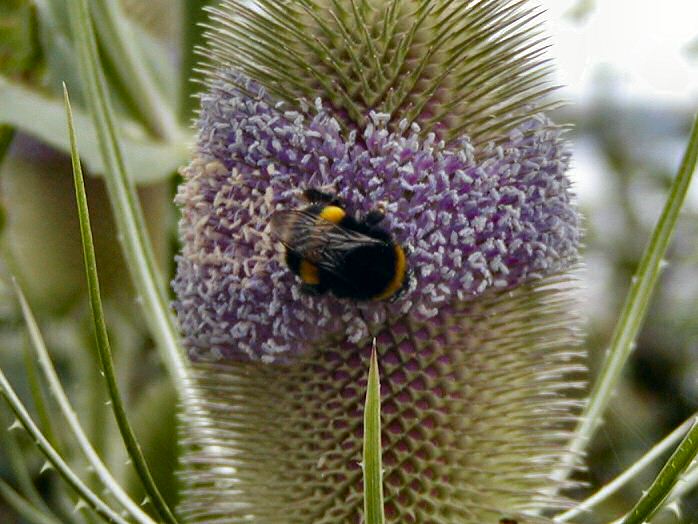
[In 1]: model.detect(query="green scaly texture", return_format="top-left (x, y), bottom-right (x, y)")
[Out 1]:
top-left (202, 0), bottom-right (558, 145)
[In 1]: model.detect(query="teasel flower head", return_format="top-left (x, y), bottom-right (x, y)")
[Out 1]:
top-left (173, 1), bottom-right (585, 522)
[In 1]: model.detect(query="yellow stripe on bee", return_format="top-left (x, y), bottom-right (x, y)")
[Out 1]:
top-left (319, 205), bottom-right (346, 224)
top-left (374, 244), bottom-right (407, 300)
top-left (299, 260), bottom-right (320, 285)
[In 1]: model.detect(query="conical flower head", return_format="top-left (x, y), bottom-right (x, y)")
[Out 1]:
top-left (173, 1), bottom-right (585, 522)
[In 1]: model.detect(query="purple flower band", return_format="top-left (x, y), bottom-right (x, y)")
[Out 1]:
top-left (172, 71), bottom-right (580, 363)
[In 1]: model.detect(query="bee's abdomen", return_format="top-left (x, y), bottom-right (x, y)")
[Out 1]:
top-left (324, 243), bottom-right (400, 300)
top-left (286, 251), bottom-right (320, 285)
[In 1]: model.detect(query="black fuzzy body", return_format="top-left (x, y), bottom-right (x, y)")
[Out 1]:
top-left (277, 201), bottom-right (407, 301)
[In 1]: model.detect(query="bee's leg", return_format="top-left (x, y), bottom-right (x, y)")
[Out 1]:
top-left (303, 187), bottom-right (341, 206)
top-left (364, 209), bottom-right (385, 226)
top-left (364, 200), bottom-right (388, 226)
top-left (299, 283), bottom-right (327, 296)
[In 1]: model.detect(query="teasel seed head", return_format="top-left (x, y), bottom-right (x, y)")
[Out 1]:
top-left (173, 1), bottom-right (586, 522)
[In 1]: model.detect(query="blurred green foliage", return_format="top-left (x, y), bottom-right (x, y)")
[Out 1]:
top-left (561, 75), bottom-right (698, 522)
top-left (0, 0), bottom-right (201, 521)
top-left (0, 1), bottom-right (696, 523)
top-left (0, 0), bottom-right (40, 77)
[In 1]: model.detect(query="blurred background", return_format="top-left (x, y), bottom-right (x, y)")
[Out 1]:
top-left (0, 0), bottom-right (697, 522)
top-left (544, 0), bottom-right (698, 521)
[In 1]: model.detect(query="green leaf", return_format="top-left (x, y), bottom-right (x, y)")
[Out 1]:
top-left (0, 77), bottom-right (188, 183)
top-left (136, 28), bottom-right (179, 108)
top-left (31, 0), bottom-right (179, 138)
top-left (22, 338), bottom-right (61, 452)
top-left (0, 411), bottom-right (58, 520)
top-left (0, 0), bottom-right (41, 75)
top-left (0, 479), bottom-right (62, 524)
top-left (363, 339), bottom-right (385, 524)
top-left (121, 0), bottom-right (179, 41)
top-left (0, 125), bottom-right (14, 163)
top-left (90, 0), bottom-right (179, 140)
top-left (555, 113), bottom-right (698, 483)
top-left (13, 280), bottom-right (157, 524)
top-left (33, 0), bottom-right (84, 101)
top-left (65, 0), bottom-right (192, 396)
top-left (179, 0), bottom-right (211, 122)
top-left (64, 84), bottom-right (179, 524)
top-left (0, 123), bottom-right (13, 236)
top-left (619, 418), bottom-right (698, 524)
top-left (0, 342), bottom-right (128, 523)
top-left (555, 413), bottom-right (697, 522)
top-left (663, 449), bottom-right (698, 508)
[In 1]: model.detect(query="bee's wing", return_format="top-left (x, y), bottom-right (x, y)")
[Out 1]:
top-left (270, 209), bottom-right (382, 273)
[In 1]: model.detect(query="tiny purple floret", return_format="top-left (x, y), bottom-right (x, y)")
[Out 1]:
top-left (172, 71), bottom-right (580, 363)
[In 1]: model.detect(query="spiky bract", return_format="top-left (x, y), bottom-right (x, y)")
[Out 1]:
top-left (202, 0), bottom-right (557, 144)
top-left (179, 274), bottom-right (584, 523)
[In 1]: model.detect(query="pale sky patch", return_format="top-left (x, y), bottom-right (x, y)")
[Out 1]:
top-left (541, 0), bottom-right (698, 104)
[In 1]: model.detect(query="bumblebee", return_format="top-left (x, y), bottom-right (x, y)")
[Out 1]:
top-left (271, 188), bottom-right (408, 301)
